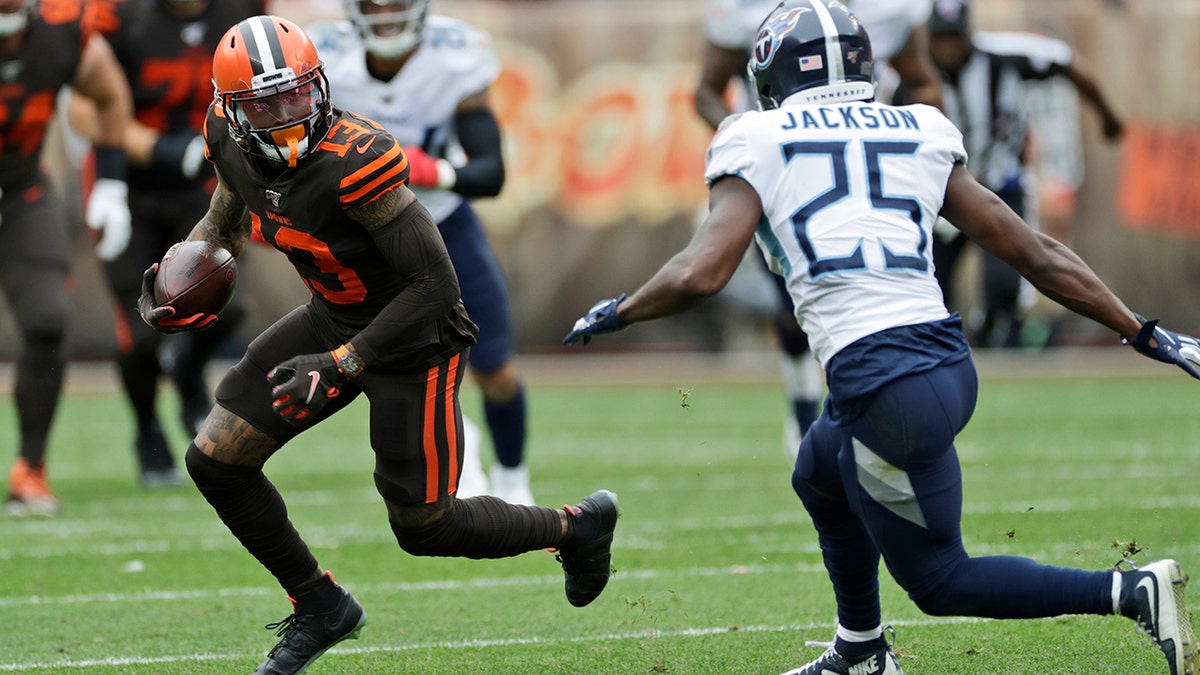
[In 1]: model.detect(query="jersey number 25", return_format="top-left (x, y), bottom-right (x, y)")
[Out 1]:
top-left (784, 139), bottom-right (927, 279)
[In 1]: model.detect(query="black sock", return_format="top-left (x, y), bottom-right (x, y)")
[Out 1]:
top-left (391, 496), bottom-right (565, 558)
top-left (291, 572), bottom-right (342, 614)
top-left (185, 445), bottom-right (323, 596)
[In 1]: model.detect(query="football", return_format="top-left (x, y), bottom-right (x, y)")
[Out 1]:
top-left (153, 241), bottom-right (238, 319)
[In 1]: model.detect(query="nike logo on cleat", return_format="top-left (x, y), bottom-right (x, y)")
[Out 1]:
top-left (1137, 575), bottom-right (1158, 633)
top-left (847, 654), bottom-right (879, 675)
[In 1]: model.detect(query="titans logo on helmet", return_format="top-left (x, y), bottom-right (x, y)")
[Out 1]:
top-left (753, 7), bottom-right (810, 69)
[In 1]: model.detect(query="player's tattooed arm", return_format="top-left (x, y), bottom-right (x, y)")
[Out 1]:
top-left (345, 183), bottom-right (418, 232)
top-left (187, 169), bottom-right (253, 257)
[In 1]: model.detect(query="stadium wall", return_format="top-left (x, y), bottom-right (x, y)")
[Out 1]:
top-left (0, 0), bottom-right (1195, 360)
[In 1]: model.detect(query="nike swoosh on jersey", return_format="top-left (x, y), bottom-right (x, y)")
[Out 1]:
top-left (305, 371), bottom-right (322, 404)
top-left (355, 137), bottom-right (376, 154)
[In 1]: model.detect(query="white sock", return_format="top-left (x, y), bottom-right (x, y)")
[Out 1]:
top-left (780, 353), bottom-right (823, 401)
top-left (836, 623), bottom-right (883, 644)
top-left (1112, 571), bottom-right (1123, 615)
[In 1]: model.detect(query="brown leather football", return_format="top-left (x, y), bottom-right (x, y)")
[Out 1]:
top-left (153, 241), bottom-right (238, 319)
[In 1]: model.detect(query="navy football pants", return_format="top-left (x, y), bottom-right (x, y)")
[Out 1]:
top-left (437, 202), bottom-right (514, 373)
top-left (793, 357), bottom-right (1112, 631)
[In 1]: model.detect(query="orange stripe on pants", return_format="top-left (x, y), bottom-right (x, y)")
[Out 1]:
top-left (444, 353), bottom-right (460, 495)
top-left (422, 362), bottom-right (441, 503)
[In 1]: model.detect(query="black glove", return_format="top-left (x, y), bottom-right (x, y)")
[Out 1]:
top-left (1123, 316), bottom-right (1200, 380)
top-left (137, 263), bottom-right (217, 334)
top-left (562, 293), bottom-right (629, 346)
top-left (267, 352), bottom-right (346, 425)
top-left (151, 131), bottom-right (208, 180)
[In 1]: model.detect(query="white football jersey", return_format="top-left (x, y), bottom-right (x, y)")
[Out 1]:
top-left (308, 16), bottom-right (501, 222)
top-left (705, 101), bottom-right (966, 366)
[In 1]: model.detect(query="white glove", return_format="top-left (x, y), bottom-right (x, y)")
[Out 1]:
top-left (86, 178), bottom-right (131, 261)
top-left (933, 216), bottom-right (961, 244)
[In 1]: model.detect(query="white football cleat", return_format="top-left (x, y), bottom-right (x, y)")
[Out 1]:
top-left (1118, 559), bottom-right (1200, 675)
top-left (455, 416), bottom-right (489, 499)
top-left (490, 463), bottom-right (535, 506)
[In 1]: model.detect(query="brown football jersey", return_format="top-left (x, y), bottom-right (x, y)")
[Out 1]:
top-left (205, 105), bottom-right (476, 360)
top-left (95, 0), bottom-right (264, 188)
top-left (0, 0), bottom-right (91, 189)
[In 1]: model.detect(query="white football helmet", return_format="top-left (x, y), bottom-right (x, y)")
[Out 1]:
top-left (343, 0), bottom-right (431, 59)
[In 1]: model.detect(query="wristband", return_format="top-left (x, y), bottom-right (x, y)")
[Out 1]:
top-left (331, 343), bottom-right (364, 378)
top-left (94, 146), bottom-right (126, 182)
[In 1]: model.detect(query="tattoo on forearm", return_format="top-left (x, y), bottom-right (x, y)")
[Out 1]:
top-left (191, 180), bottom-right (251, 256)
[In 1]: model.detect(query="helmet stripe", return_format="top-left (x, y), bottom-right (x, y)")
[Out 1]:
top-left (809, 0), bottom-right (843, 86)
top-left (239, 16), bottom-right (286, 76)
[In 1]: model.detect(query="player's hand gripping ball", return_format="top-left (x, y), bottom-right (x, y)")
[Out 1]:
top-left (139, 241), bottom-right (237, 333)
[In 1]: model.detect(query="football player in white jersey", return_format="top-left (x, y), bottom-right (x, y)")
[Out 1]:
top-left (695, 0), bottom-right (943, 464)
top-left (309, 0), bottom-right (533, 504)
top-left (572, 2), bottom-right (1200, 674)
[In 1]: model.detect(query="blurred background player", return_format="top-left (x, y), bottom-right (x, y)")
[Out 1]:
top-left (67, 0), bottom-right (265, 487)
top-left (693, 0), bottom-right (943, 461)
top-left (1, 0), bottom-right (132, 515)
top-left (926, 0), bottom-right (1124, 348)
top-left (309, 0), bottom-right (532, 504)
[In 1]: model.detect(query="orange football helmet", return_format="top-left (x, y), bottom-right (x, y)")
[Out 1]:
top-left (212, 15), bottom-right (331, 167)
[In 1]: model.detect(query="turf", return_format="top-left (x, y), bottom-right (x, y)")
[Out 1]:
top-left (0, 354), bottom-right (1197, 674)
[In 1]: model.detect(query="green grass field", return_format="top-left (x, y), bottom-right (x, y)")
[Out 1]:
top-left (1, 352), bottom-right (1197, 674)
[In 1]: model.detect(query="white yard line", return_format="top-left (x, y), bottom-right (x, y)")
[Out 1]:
top-left (0, 615), bottom-right (993, 671)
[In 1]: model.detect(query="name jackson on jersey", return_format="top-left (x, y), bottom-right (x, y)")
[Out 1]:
top-left (774, 105), bottom-right (922, 131)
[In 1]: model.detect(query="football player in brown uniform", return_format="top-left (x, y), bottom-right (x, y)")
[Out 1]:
top-left (136, 16), bottom-right (619, 674)
top-left (1, 0), bottom-right (131, 516)
top-left (70, 0), bottom-right (266, 487)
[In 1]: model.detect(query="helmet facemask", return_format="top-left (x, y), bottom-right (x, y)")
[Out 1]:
top-left (213, 16), bottom-right (333, 168)
top-left (222, 65), bottom-right (331, 168)
top-left (343, 0), bottom-right (430, 59)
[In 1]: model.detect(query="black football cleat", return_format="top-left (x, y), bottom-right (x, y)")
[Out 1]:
top-left (556, 489), bottom-right (620, 607)
top-left (253, 584), bottom-right (366, 675)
